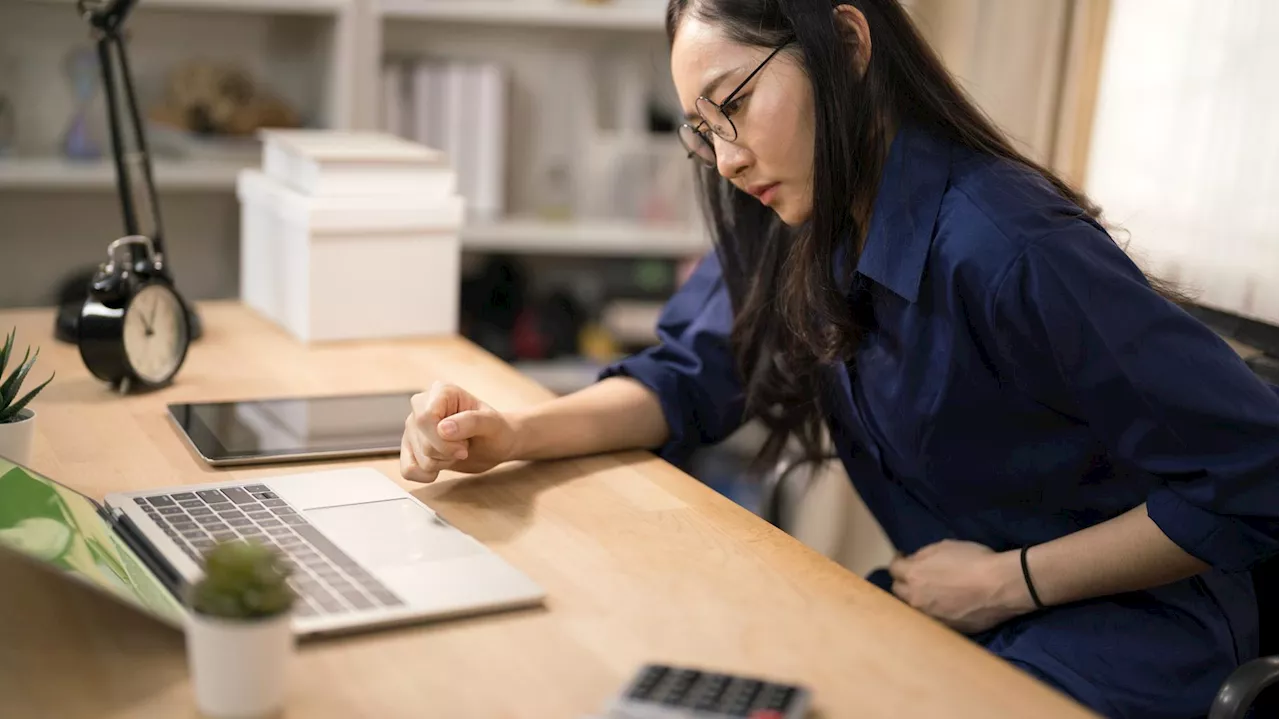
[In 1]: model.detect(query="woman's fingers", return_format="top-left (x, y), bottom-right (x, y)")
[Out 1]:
top-left (404, 415), bottom-right (431, 467)
top-left (438, 409), bottom-right (500, 441)
top-left (888, 554), bottom-right (911, 581)
top-left (400, 434), bottom-right (439, 484)
top-left (411, 385), bottom-right (471, 458)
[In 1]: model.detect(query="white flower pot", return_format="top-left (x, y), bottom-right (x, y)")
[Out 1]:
top-left (0, 408), bottom-right (35, 467)
top-left (185, 611), bottom-right (295, 718)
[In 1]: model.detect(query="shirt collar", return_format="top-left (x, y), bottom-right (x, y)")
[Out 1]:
top-left (854, 125), bottom-right (953, 303)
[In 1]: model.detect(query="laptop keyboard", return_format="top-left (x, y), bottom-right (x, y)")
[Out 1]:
top-left (135, 485), bottom-right (404, 617)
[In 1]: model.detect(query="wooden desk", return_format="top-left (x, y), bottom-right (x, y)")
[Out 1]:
top-left (0, 302), bottom-right (1095, 719)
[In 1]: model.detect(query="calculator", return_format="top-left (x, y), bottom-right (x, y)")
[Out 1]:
top-left (593, 663), bottom-right (812, 719)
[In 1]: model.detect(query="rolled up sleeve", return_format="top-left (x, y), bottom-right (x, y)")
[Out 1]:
top-left (990, 224), bottom-right (1278, 572)
top-left (598, 251), bottom-right (745, 466)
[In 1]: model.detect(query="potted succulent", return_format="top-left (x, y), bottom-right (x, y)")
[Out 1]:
top-left (0, 328), bottom-right (54, 467)
top-left (185, 539), bottom-right (297, 719)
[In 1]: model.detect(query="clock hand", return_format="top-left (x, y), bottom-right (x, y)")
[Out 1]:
top-left (140, 296), bottom-right (155, 336)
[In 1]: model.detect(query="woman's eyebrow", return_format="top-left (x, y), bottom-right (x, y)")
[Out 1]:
top-left (683, 67), bottom-right (744, 121)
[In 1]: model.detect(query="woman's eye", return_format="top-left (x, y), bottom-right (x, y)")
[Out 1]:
top-left (722, 95), bottom-right (748, 116)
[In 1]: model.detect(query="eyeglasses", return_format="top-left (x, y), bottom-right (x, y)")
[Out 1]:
top-left (678, 42), bottom-right (790, 168)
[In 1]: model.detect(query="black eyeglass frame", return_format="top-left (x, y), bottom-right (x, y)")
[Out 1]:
top-left (679, 41), bottom-right (791, 166)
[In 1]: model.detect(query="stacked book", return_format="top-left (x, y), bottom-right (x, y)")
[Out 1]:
top-left (237, 130), bottom-right (465, 342)
top-left (380, 58), bottom-right (507, 222)
top-left (259, 130), bottom-right (456, 201)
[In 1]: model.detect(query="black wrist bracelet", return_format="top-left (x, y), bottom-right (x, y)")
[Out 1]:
top-left (1020, 545), bottom-right (1046, 610)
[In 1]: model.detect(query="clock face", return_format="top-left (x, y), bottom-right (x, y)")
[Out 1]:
top-left (122, 284), bottom-right (189, 386)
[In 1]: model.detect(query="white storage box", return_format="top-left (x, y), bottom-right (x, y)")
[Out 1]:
top-left (237, 169), bottom-right (465, 342)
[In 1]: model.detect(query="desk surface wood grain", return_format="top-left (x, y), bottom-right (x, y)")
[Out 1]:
top-left (0, 302), bottom-right (1095, 719)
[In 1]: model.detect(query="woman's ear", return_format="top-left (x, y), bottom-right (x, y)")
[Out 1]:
top-left (834, 4), bottom-right (873, 75)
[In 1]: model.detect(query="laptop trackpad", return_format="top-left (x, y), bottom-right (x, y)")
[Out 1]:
top-left (304, 499), bottom-right (486, 570)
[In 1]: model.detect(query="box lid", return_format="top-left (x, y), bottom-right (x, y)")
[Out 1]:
top-left (237, 170), bottom-right (464, 235)
top-left (259, 130), bottom-right (448, 167)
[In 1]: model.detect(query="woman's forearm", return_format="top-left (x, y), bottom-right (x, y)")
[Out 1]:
top-left (1012, 503), bottom-right (1210, 610)
top-left (506, 377), bottom-right (669, 461)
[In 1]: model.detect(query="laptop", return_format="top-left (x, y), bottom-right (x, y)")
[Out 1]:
top-left (0, 456), bottom-right (545, 636)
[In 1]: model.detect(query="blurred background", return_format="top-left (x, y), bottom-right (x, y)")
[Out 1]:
top-left (0, 0), bottom-right (1275, 575)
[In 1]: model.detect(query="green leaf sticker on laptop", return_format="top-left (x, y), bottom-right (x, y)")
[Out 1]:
top-left (0, 459), bottom-right (184, 627)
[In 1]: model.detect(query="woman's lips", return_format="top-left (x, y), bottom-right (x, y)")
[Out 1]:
top-left (749, 182), bottom-right (780, 206)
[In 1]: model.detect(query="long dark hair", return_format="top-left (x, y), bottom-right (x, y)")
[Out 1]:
top-left (664, 0), bottom-right (1104, 470)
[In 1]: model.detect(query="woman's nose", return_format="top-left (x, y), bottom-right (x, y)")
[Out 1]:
top-left (713, 135), bottom-right (752, 180)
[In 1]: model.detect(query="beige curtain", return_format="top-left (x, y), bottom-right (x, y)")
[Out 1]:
top-left (904, 0), bottom-right (1110, 185)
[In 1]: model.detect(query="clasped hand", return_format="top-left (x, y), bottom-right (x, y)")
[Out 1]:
top-left (400, 382), bottom-right (519, 483)
top-left (888, 539), bottom-right (1036, 634)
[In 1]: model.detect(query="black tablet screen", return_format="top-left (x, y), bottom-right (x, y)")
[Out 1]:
top-left (169, 391), bottom-right (417, 464)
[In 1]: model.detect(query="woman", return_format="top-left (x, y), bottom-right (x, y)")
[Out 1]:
top-left (400, 1), bottom-right (1278, 716)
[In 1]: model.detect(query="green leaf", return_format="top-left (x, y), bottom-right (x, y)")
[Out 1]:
top-left (0, 347), bottom-right (33, 411)
top-left (0, 329), bottom-right (13, 382)
top-left (187, 539), bottom-right (295, 619)
top-left (0, 372), bottom-right (52, 424)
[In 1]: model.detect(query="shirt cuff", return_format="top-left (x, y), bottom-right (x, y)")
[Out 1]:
top-left (597, 353), bottom-right (695, 467)
top-left (1147, 486), bottom-right (1273, 573)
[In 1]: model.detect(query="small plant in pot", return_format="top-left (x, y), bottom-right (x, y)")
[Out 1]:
top-left (0, 328), bottom-right (55, 467)
top-left (185, 539), bottom-right (297, 719)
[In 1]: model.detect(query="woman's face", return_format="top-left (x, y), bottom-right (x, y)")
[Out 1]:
top-left (670, 17), bottom-right (816, 226)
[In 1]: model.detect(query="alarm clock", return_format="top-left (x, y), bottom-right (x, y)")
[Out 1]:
top-left (78, 235), bottom-right (191, 394)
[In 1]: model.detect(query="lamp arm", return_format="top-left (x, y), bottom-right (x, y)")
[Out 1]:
top-left (81, 0), bottom-right (169, 268)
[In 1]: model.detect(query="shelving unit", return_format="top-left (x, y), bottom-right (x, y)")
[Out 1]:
top-left (461, 217), bottom-right (705, 257)
top-left (27, 0), bottom-right (349, 15)
top-left (0, 157), bottom-right (253, 191)
top-left (379, 0), bottom-right (665, 31)
top-left (2, 0), bottom-right (689, 395)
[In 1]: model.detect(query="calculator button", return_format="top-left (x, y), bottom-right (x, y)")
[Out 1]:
top-left (628, 665), bottom-right (667, 700)
top-left (658, 669), bottom-right (699, 705)
top-left (759, 686), bottom-right (794, 711)
top-left (720, 679), bottom-right (762, 717)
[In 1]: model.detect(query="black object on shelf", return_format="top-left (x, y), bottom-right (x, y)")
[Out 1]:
top-left (459, 255), bottom-right (528, 361)
top-left (54, 0), bottom-right (202, 344)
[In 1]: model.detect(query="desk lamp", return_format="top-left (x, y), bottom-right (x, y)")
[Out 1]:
top-left (54, 0), bottom-right (201, 343)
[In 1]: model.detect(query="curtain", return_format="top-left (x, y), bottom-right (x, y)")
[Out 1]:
top-left (1084, 0), bottom-right (1279, 324)
top-left (906, 0), bottom-right (1073, 166)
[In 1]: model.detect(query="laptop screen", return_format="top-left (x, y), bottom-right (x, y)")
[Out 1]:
top-left (0, 458), bottom-right (184, 628)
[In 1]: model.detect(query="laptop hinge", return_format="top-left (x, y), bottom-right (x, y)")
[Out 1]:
top-left (100, 506), bottom-right (187, 603)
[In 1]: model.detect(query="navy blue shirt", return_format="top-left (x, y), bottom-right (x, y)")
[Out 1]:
top-left (602, 126), bottom-right (1278, 717)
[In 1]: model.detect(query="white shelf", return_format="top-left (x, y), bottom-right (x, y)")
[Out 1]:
top-left (0, 157), bottom-right (252, 191)
top-left (27, 0), bottom-right (348, 15)
top-left (461, 217), bottom-right (707, 257)
top-left (379, 0), bottom-right (666, 31)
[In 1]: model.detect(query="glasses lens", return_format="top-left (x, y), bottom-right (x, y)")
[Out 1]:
top-left (678, 124), bottom-right (716, 166)
top-left (695, 97), bottom-right (736, 141)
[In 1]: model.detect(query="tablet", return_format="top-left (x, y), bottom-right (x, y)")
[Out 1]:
top-left (168, 391), bottom-right (417, 466)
